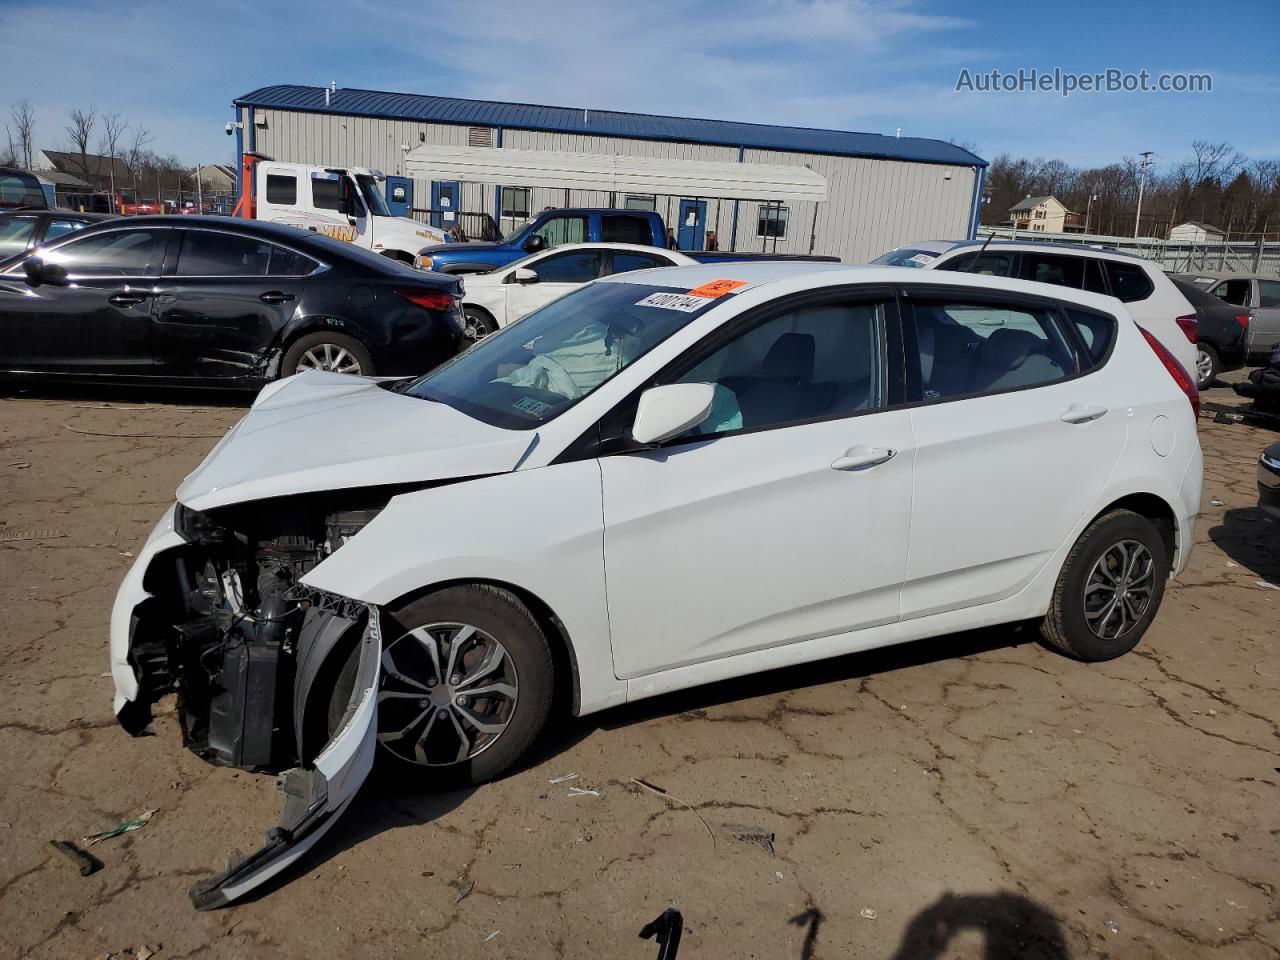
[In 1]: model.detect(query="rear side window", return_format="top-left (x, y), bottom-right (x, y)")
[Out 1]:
top-left (936, 251), bottom-right (1016, 276)
top-left (268, 246), bottom-right (318, 276)
top-left (266, 174), bottom-right (296, 205)
top-left (45, 218), bottom-right (90, 243)
top-left (1210, 279), bottom-right (1251, 306)
top-left (1256, 280), bottom-right (1280, 309)
top-left (176, 231), bottom-right (271, 276)
top-left (602, 215), bottom-right (653, 245)
top-left (1022, 252), bottom-right (1085, 288)
top-left (1064, 307), bottom-right (1116, 367)
top-left (1105, 261), bottom-right (1154, 302)
top-left (1083, 259), bottom-right (1108, 294)
top-left (532, 249), bottom-right (602, 283)
top-left (610, 252), bottom-right (671, 274)
top-left (911, 300), bottom-right (1076, 401)
top-left (0, 216), bottom-right (38, 258)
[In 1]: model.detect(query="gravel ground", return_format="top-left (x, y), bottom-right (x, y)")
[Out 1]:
top-left (0, 377), bottom-right (1277, 960)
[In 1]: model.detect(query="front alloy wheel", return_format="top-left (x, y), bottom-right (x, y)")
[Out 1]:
top-left (378, 622), bottom-right (519, 766)
top-left (1083, 539), bottom-right (1155, 640)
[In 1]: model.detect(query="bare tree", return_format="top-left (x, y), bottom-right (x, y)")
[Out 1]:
top-left (124, 126), bottom-right (153, 204)
top-left (98, 112), bottom-right (128, 211)
top-left (63, 106), bottom-right (98, 181)
top-left (10, 100), bottom-right (35, 168)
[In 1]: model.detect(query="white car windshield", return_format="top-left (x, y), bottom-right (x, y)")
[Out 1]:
top-left (402, 281), bottom-right (721, 428)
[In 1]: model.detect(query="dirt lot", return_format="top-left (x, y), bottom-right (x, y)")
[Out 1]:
top-left (1, 379), bottom-right (1277, 960)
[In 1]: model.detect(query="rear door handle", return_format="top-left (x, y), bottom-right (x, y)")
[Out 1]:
top-left (831, 445), bottom-right (896, 471)
top-left (107, 292), bottom-right (150, 307)
top-left (259, 291), bottom-right (296, 304)
top-left (1060, 403), bottom-right (1108, 424)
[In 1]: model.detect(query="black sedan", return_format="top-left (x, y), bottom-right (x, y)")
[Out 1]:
top-left (0, 216), bottom-right (465, 387)
top-left (1170, 276), bottom-right (1250, 390)
top-left (0, 208), bottom-right (116, 261)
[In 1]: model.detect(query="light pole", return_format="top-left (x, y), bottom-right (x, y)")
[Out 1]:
top-left (1084, 191), bottom-right (1098, 234)
top-left (1133, 151), bottom-right (1154, 239)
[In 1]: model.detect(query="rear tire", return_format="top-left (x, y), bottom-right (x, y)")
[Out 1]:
top-left (376, 585), bottom-right (554, 785)
top-left (1195, 343), bottom-right (1220, 391)
top-left (280, 332), bottom-right (374, 378)
top-left (1041, 509), bottom-right (1169, 662)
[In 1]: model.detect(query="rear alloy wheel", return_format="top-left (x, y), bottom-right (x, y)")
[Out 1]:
top-left (462, 307), bottom-right (499, 344)
top-left (377, 585), bottom-right (553, 784)
top-left (281, 332), bottom-right (374, 378)
top-left (1041, 509), bottom-right (1169, 661)
top-left (1195, 343), bottom-right (1219, 391)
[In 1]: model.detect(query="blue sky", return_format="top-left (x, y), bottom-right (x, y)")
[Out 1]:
top-left (3, 0), bottom-right (1277, 171)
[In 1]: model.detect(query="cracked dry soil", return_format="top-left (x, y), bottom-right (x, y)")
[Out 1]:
top-left (0, 381), bottom-right (1277, 960)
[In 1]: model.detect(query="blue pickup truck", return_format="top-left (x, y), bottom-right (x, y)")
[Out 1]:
top-left (418, 207), bottom-right (835, 274)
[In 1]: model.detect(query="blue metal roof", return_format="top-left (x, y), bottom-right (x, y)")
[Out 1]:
top-left (235, 85), bottom-right (986, 168)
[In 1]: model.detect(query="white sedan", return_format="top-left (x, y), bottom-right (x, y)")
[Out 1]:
top-left (112, 262), bottom-right (1202, 906)
top-left (459, 242), bottom-right (697, 340)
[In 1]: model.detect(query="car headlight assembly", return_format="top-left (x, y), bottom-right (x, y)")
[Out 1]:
top-left (174, 502), bottom-right (236, 546)
top-left (415, 254), bottom-right (434, 270)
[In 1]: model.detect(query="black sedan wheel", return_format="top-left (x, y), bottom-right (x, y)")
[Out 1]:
top-left (281, 332), bottom-right (374, 378)
top-left (1195, 343), bottom-right (1219, 391)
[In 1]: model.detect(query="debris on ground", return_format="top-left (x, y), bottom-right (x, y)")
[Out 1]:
top-left (860, 907), bottom-right (878, 920)
top-left (82, 809), bottom-right (157, 846)
top-left (731, 829), bottom-right (776, 857)
top-left (630, 778), bottom-right (716, 851)
top-left (454, 880), bottom-right (475, 903)
top-left (1255, 580), bottom-right (1280, 591)
top-left (567, 786), bottom-right (600, 797)
top-left (1211, 499), bottom-right (1225, 506)
top-left (639, 908), bottom-right (683, 960)
top-left (483, 931), bottom-right (500, 942)
top-left (49, 839), bottom-right (103, 876)
top-left (548, 772), bottom-right (579, 784)
top-left (6, 460), bottom-right (30, 468)
top-left (94, 946), bottom-right (155, 960)
top-left (0, 529), bottom-right (68, 543)
top-left (1105, 920), bottom-right (1120, 934)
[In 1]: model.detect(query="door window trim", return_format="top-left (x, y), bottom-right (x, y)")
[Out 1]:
top-left (160, 227), bottom-right (328, 279)
top-left (553, 284), bottom-right (904, 463)
top-left (898, 284), bottom-right (1107, 408)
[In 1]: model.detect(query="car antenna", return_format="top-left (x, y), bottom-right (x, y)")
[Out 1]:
top-left (966, 231), bottom-right (995, 271)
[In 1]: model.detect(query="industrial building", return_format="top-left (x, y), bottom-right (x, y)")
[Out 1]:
top-left (232, 84), bottom-right (986, 262)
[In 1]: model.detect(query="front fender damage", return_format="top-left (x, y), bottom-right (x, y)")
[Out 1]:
top-left (189, 604), bottom-right (381, 909)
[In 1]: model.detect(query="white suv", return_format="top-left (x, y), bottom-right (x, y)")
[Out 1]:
top-left (112, 263), bottom-right (1202, 906)
top-left (873, 240), bottom-right (1199, 378)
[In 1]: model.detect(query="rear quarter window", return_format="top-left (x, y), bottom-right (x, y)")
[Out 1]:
top-left (1064, 307), bottom-right (1117, 367)
top-left (1105, 261), bottom-right (1155, 302)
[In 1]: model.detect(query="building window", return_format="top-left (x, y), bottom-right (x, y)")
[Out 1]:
top-left (501, 186), bottom-right (530, 220)
top-left (757, 204), bottom-right (789, 239)
top-left (624, 194), bottom-right (656, 211)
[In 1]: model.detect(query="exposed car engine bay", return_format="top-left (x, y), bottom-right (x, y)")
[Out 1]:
top-left (120, 489), bottom-right (403, 771)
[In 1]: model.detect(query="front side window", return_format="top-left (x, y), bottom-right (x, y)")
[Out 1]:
top-left (311, 173), bottom-right (350, 213)
top-left (757, 204), bottom-right (789, 239)
top-left (610, 252), bottom-right (672, 274)
top-left (527, 249), bottom-right (601, 284)
top-left (602, 215), bottom-right (653, 245)
top-left (266, 174), bottom-right (297, 205)
top-left (1259, 280), bottom-right (1280, 309)
top-left (402, 281), bottom-right (718, 428)
top-left (911, 300), bottom-right (1076, 400)
top-left (672, 300), bottom-right (884, 437)
top-left (501, 186), bottom-right (530, 221)
top-left (1210, 279), bottom-right (1250, 306)
top-left (175, 231), bottom-right (272, 276)
top-left (936, 251), bottom-right (1015, 276)
top-left (1104, 261), bottom-right (1154, 303)
top-left (534, 214), bottom-right (586, 248)
top-left (43, 228), bottom-right (165, 277)
top-left (0, 216), bottom-right (38, 258)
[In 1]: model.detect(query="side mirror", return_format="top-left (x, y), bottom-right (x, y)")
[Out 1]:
top-left (512, 267), bottom-right (539, 284)
top-left (23, 257), bottom-right (68, 287)
top-left (522, 234), bottom-right (546, 254)
top-left (631, 383), bottom-right (715, 446)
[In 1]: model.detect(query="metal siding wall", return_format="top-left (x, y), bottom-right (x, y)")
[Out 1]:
top-left (254, 108), bottom-right (978, 258)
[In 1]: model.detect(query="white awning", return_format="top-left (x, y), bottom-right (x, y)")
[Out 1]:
top-left (404, 144), bottom-right (827, 202)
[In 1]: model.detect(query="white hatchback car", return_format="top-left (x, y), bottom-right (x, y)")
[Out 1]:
top-left (458, 241), bottom-right (697, 340)
top-left (112, 262), bottom-right (1202, 906)
top-left (873, 239), bottom-right (1199, 379)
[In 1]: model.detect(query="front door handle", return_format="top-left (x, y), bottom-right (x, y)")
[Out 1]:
top-left (831, 445), bottom-right (896, 471)
top-left (107, 291), bottom-right (150, 307)
top-left (1060, 403), bottom-right (1108, 424)
top-left (259, 291), bottom-right (296, 304)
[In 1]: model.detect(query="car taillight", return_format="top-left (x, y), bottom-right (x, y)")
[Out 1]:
top-left (1139, 325), bottom-right (1198, 420)
top-left (1174, 314), bottom-right (1198, 343)
top-left (1235, 314), bottom-right (1250, 328)
top-left (395, 288), bottom-right (455, 311)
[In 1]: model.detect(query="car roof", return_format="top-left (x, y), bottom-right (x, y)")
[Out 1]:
top-left (535, 241), bottom-right (694, 258)
top-left (599, 261), bottom-right (1129, 312)
top-left (1175, 270), bottom-right (1263, 281)
top-left (908, 238), bottom-right (1153, 262)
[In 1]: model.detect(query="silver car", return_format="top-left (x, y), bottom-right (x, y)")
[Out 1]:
top-left (1179, 272), bottom-right (1280, 361)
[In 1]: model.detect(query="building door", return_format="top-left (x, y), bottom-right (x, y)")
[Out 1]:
top-left (676, 199), bottom-right (706, 250)
top-left (431, 180), bottom-right (461, 230)
top-left (384, 176), bottom-right (413, 218)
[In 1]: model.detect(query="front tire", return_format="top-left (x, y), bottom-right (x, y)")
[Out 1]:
top-left (462, 306), bottom-right (499, 344)
top-left (1195, 343), bottom-right (1220, 391)
top-left (1041, 509), bottom-right (1169, 661)
top-left (376, 585), bottom-right (554, 785)
top-left (280, 332), bottom-right (374, 378)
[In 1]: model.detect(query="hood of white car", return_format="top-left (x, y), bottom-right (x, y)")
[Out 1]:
top-left (176, 371), bottom-right (535, 511)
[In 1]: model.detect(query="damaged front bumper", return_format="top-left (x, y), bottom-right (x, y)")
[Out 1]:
top-left (110, 504), bottom-right (381, 909)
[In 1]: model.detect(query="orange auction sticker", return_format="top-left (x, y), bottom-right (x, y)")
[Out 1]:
top-left (686, 278), bottom-right (748, 298)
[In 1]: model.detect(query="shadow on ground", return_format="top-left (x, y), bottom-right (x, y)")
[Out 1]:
top-left (883, 891), bottom-right (1070, 960)
top-left (1209, 507), bottom-right (1280, 580)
